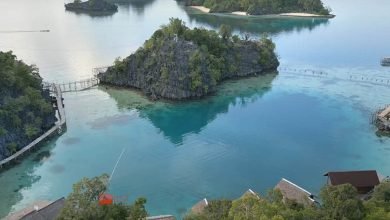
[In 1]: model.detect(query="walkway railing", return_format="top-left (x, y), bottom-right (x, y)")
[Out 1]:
top-left (56, 77), bottom-right (100, 93)
top-left (42, 66), bottom-right (110, 93)
top-left (0, 84), bottom-right (66, 168)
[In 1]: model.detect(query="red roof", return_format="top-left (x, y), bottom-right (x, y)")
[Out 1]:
top-left (324, 170), bottom-right (379, 188)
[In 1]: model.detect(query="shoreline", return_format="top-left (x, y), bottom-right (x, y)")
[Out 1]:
top-left (189, 6), bottom-right (335, 18)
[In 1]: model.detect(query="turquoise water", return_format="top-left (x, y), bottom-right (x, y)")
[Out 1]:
top-left (1, 0), bottom-right (390, 218)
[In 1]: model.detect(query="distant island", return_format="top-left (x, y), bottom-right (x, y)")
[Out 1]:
top-left (0, 51), bottom-right (56, 161)
top-left (65, 0), bottom-right (118, 13)
top-left (180, 0), bottom-right (334, 17)
top-left (98, 18), bottom-right (279, 100)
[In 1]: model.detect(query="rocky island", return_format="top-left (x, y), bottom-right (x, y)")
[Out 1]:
top-left (180, 0), bottom-right (333, 17)
top-left (98, 18), bottom-right (279, 100)
top-left (0, 51), bottom-right (56, 161)
top-left (65, 0), bottom-right (118, 14)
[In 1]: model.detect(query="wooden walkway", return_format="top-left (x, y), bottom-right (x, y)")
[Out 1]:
top-left (0, 84), bottom-right (66, 168)
top-left (46, 66), bottom-right (109, 93)
top-left (57, 77), bottom-right (100, 93)
top-left (0, 67), bottom-right (108, 168)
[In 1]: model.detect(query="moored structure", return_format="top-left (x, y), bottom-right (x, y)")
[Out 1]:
top-left (381, 57), bottom-right (390, 66)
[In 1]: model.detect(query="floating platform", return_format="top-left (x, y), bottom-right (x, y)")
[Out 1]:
top-left (381, 57), bottom-right (390, 66)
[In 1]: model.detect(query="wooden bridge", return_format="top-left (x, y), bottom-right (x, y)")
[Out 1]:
top-left (0, 66), bottom-right (111, 168)
top-left (0, 84), bottom-right (66, 168)
top-left (55, 77), bottom-right (100, 93)
top-left (45, 66), bottom-right (109, 93)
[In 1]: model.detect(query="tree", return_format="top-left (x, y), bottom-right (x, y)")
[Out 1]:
top-left (365, 181), bottom-right (390, 219)
top-left (371, 180), bottom-right (390, 203)
top-left (128, 197), bottom-right (148, 219)
top-left (113, 56), bottom-right (126, 72)
top-left (166, 18), bottom-right (187, 37)
top-left (219, 24), bottom-right (232, 40)
top-left (0, 51), bottom-right (55, 159)
top-left (58, 174), bottom-right (109, 219)
top-left (57, 174), bottom-right (148, 220)
top-left (320, 184), bottom-right (365, 220)
top-left (229, 194), bottom-right (262, 219)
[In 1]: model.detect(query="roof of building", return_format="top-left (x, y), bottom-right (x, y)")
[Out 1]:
top-left (5, 201), bottom-right (51, 220)
top-left (240, 189), bottom-right (260, 199)
top-left (274, 178), bottom-right (315, 206)
top-left (20, 197), bottom-right (65, 220)
top-left (146, 215), bottom-right (176, 220)
top-left (191, 198), bottom-right (208, 214)
top-left (324, 170), bottom-right (380, 188)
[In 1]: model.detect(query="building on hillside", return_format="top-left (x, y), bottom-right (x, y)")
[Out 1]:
top-left (191, 198), bottom-right (208, 214)
top-left (324, 170), bottom-right (380, 194)
top-left (240, 189), bottom-right (260, 199)
top-left (19, 197), bottom-right (65, 220)
top-left (275, 178), bottom-right (317, 206)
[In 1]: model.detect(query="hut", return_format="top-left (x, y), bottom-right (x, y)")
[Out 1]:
top-left (274, 178), bottom-right (316, 206)
top-left (324, 170), bottom-right (380, 194)
top-left (240, 189), bottom-right (260, 199)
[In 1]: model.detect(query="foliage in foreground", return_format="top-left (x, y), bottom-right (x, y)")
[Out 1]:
top-left (185, 181), bottom-right (390, 220)
top-left (58, 174), bottom-right (147, 220)
top-left (58, 174), bottom-right (390, 220)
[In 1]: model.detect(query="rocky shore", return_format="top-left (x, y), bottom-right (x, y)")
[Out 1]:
top-left (181, 0), bottom-right (333, 17)
top-left (98, 19), bottom-right (279, 100)
top-left (190, 6), bottom-right (335, 18)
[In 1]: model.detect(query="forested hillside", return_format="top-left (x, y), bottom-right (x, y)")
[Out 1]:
top-left (183, 0), bottom-right (331, 15)
top-left (0, 51), bottom-right (56, 160)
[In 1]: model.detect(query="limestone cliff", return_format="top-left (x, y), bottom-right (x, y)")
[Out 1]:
top-left (98, 19), bottom-right (279, 100)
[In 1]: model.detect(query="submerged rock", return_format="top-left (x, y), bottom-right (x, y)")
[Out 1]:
top-left (98, 19), bottom-right (279, 100)
top-left (65, 0), bottom-right (118, 13)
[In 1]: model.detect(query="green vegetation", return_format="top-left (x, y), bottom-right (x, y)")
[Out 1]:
top-left (57, 174), bottom-right (390, 220)
top-left (65, 0), bottom-right (118, 13)
top-left (185, 181), bottom-right (390, 220)
top-left (107, 18), bottom-right (278, 97)
top-left (184, 0), bottom-right (331, 15)
top-left (0, 51), bottom-right (55, 159)
top-left (58, 174), bottom-right (148, 220)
